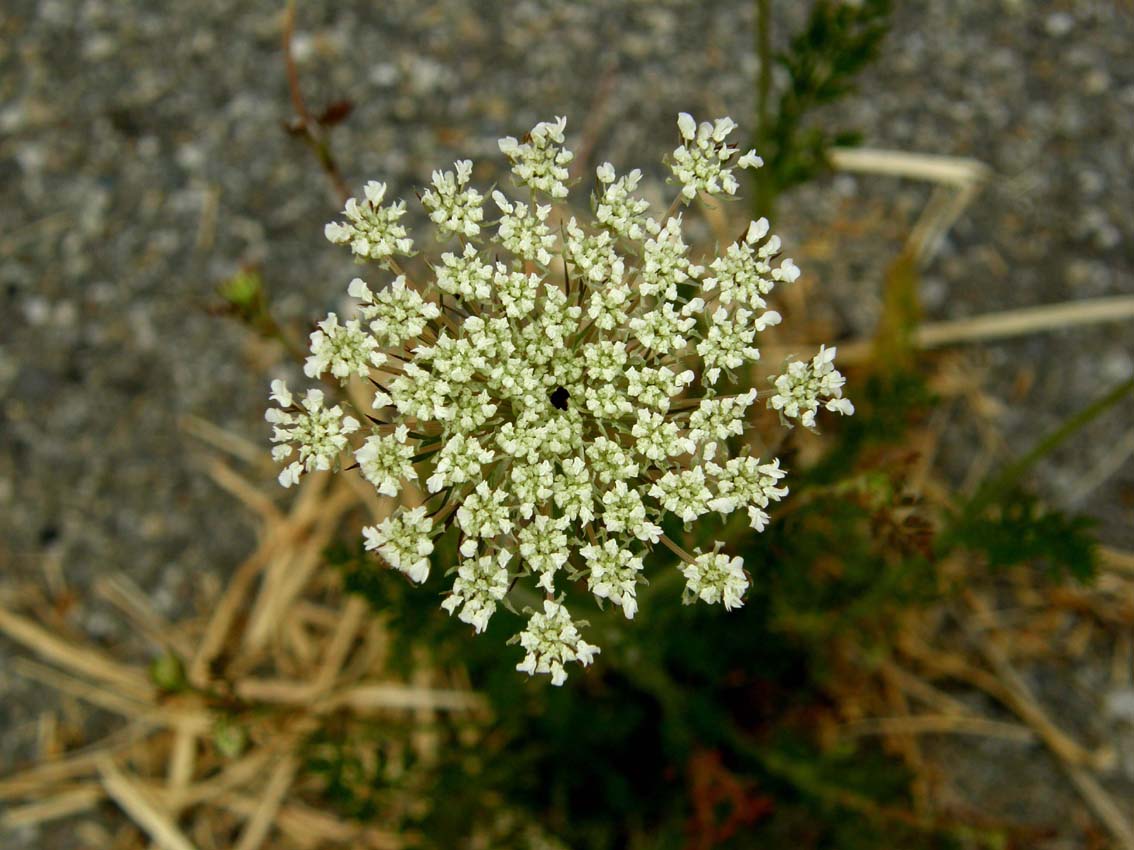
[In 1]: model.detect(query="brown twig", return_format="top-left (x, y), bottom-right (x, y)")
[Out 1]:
top-left (281, 0), bottom-right (351, 205)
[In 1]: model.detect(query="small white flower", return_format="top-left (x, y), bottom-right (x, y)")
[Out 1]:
top-left (687, 390), bottom-right (757, 459)
top-left (702, 219), bottom-right (799, 311)
top-left (737, 149), bottom-right (764, 170)
top-left (266, 384), bottom-right (360, 487)
top-left (769, 345), bottom-right (854, 429)
top-left (362, 506), bottom-right (434, 583)
top-left (554, 455), bottom-right (595, 523)
top-left (498, 116), bottom-right (574, 199)
top-left (650, 467), bottom-right (713, 523)
top-left (497, 409), bottom-right (553, 464)
top-left (304, 312), bottom-right (387, 381)
top-left (325, 181), bottom-right (414, 261)
top-left (493, 191), bottom-right (557, 265)
top-left (518, 515), bottom-right (571, 592)
top-left (421, 159), bottom-right (484, 238)
top-left (515, 599), bottom-right (600, 686)
top-left (640, 216), bottom-right (703, 300)
top-left (586, 281), bottom-right (632, 330)
top-left (456, 480), bottom-right (514, 544)
top-left (564, 218), bottom-right (625, 285)
top-left (625, 365), bottom-right (695, 412)
top-left (390, 362), bottom-right (454, 422)
top-left (594, 163), bottom-right (650, 240)
top-left (355, 424), bottom-right (417, 497)
top-left (631, 409), bottom-right (695, 462)
top-left (435, 243), bottom-right (494, 301)
top-left (585, 436), bottom-right (639, 484)
top-left (669, 114), bottom-right (749, 201)
top-left (708, 455), bottom-right (789, 531)
top-left (601, 480), bottom-right (661, 543)
top-left (442, 550), bottom-right (512, 633)
top-left (582, 539), bottom-right (645, 619)
top-left (494, 264), bottom-right (542, 318)
top-left (426, 433), bottom-right (494, 493)
top-left (447, 387), bottom-right (498, 435)
top-left (511, 460), bottom-right (555, 519)
top-left (582, 339), bottom-right (629, 384)
top-left (680, 549), bottom-right (749, 610)
top-left (697, 306), bottom-right (777, 385)
top-left (629, 301), bottom-right (697, 354)
top-left (350, 276), bottom-right (441, 348)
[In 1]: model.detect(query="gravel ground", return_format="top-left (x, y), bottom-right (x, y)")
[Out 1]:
top-left (2, 0), bottom-right (1133, 846)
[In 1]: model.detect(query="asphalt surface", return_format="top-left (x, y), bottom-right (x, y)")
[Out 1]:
top-left (2, 1), bottom-right (1132, 845)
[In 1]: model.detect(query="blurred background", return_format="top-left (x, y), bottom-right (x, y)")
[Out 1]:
top-left (2, 1), bottom-right (1134, 848)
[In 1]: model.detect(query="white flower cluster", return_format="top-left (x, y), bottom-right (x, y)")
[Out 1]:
top-left (669, 114), bottom-right (763, 201)
top-left (268, 114), bottom-right (853, 685)
top-left (769, 345), bottom-right (855, 430)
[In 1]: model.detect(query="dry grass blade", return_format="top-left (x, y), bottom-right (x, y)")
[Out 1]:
top-left (789, 294), bottom-right (1134, 367)
top-left (95, 573), bottom-right (195, 659)
top-left (960, 592), bottom-right (1134, 849)
top-left (829, 147), bottom-right (990, 187)
top-left (204, 458), bottom-right (283, 525)
top-left (180, 415), bottom-right (273, 469)
top-left (0, 721), bottom-right (156, 799)
top-left (916, 295), bottom-right (1134, 348)
top-left (843, 714), bottom-right (1035, 743)
top-left (1064, 766), bottom-right (1134, 850)
top-left (98, 757), bottom-right (200, 850)
top-left (242, 483), bottom-right (357, 653)
top-left (231, 755), bottom-right (298, 850)
top-left (1101, 547), bottom-right (1134, 576)
top-left (10, 657), bottom-right (153, 719)
top-left (0, 607), bottom-right (153, 699)
top-left (0, 784), bottom-right (104, 828)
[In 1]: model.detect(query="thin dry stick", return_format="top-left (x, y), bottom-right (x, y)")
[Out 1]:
top-left (188, 540), bottom-right (276, 686)
top-left (242, 483), bottom-right (356, 652)
top-left (158, 720), bottom-right (199, 840)
top-left (204, 458), bottom-right (284, 526)
top-left (906, 629), bottom-right (1108, 770)
top-left (1063, 766), bottom-right (1134, 850)
top-left (98, 757), bottom-right (200, 850)
top-left (0, 607), bottom-right (153, 698)
top-left (281, 0), bottom-right (350, 204)
top-left (879, 661), bottom-right (972, 716)
top-left (916, 295), bottom-right (1134, 348)
top-left (1101, 547), bottom-right (1134, 576)
top-left (308, 595), bottom-right (368, 695)
top-left (0, 785), bottom-right (104, 829)
top-left (0, 721), bottom-right (156, 799)
top-left (829, 147), bottom-right (991, 187)
top-left (95, 573), bottom-right (195, 659)
top-left (879, 665), bottom-right (930, 813)
top-left (0, 612), bottom-right (154, 698)
top-left (1066, 426), bottom-right (1134, 506)
top-left (214, 793), bottom-right (399, 848)
top-left (186, 470), bottom-right (338, 685)
top-left (843, 714), bottom-right (1035, 743)
top-left (907, 179), bottom-right (984, 266)
top-left (327, 682), bottom-right (485, 713)
top-left (232, 754), bottom-right (298, 850)
top-left (10, 657), bottom-right (153, 719)
top-left (180, 415), bottom-right (270, 468)
top-left (150, 750), bottom-right (276, 811)
top-left (961, 592), bottom-right (1134, 849)
top-left (781, 294), bottom-right (1134, 366)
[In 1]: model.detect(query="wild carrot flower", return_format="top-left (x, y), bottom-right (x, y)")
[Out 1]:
top-left (268, 113), bottom-right (852, 684)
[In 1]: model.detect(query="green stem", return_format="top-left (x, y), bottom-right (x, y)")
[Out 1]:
top-left (970, 377), bottom-right (1134, 514)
